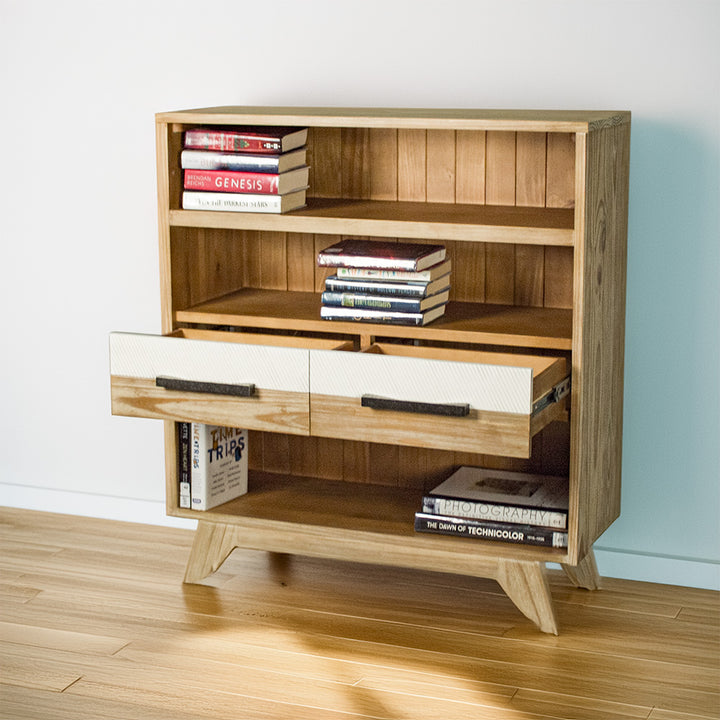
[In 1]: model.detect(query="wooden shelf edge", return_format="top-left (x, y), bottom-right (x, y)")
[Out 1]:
top-left (175, 290), bottom-right (573, 352)
top-left (168, 200), bottom-right (575, 247)
top-left (157, 106), bottom-right (630, 133)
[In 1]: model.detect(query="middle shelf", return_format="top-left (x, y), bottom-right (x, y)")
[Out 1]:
top-left (169, 199), bottom-right (575, 246)
top-left (175, 288), bottom-right (573, 351)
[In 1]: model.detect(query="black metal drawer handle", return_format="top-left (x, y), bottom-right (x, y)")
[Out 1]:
top-left (156, 376), bottom-right (256, 397)
top-left (361, 394), bottom-right (470, 417)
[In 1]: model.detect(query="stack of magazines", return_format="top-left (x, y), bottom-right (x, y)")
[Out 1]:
top-left (317, 239), bottom-right (451, 326)
top-left (415, 466), bottom-right (570, 548)
top-left (180, 126), bottom-right (309, 214)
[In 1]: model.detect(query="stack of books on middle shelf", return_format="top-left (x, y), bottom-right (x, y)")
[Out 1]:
top-left (317, 239), bottom-right (451, 326)
top-left (415, 466), bottom-right (569, 548)
top-left (178, 422), bottom-right (249, 511)
top-left (181, 125), bottom-right (309, 213)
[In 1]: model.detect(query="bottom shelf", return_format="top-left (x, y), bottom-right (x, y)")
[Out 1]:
top-left (170, 471), bottom-right (571, 571)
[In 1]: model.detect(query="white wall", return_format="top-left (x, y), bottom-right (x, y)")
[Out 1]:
top-left (1, 0), bottom-right (718, 589)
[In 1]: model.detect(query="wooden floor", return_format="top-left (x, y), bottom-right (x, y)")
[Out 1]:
top-left (0, 508), bottom-right (718, 720)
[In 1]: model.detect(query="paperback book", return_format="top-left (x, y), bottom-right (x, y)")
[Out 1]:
top-left (317, 239), bottom-right (446, 272)
top-left (184, 126), bottom-right (308, 154)
top-left (184, 423), bottom-right (249, 511)
top-left (423, 466), bottom-right (569, 529)
top-left (180, 148), bottom-right (307, 174)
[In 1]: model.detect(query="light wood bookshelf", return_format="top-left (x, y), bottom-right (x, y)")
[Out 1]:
top-left (110, 106), bottom-right (630, 633)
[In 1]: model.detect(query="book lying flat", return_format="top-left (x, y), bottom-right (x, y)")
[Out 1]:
top-left (321, 288), bottom-right (449, 313)
top-left (424, 466), bottom-right (569, 529)
top-left (320, 303), bottom-right (446, 326)
top-left (324, 273), bottom-right (451, 298)
top-left (183, 166), bottom-right (309, 195)
top-left (182, 189), bottom-right (306, 213)
top-left (317, 239), bottom-right (446, 272)
top-left (335, 258), bottom-right (452, 282)
top-left (181, 148), bottom-right (307, 173)
top-left (184, 126), bottom-right (308, 154)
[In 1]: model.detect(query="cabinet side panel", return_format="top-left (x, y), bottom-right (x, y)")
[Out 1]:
top-left (572, 122), bottom-right (630, 559)
top-left (157, 121), bottom-right (174, 333)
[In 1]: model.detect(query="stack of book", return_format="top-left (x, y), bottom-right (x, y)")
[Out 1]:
top-left (415, 466), bottom-right (569, 548)
top-left (178, 422), bottom-right (249, 511)
top-left (181, 126), bottom-right (309, 213)
top-left (317, 239), bottom-right (451, 326)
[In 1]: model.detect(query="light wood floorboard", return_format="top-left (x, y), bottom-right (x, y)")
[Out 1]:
top-left (0, 507), bottom-right (718, 719)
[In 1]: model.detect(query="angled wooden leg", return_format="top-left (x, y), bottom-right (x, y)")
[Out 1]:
top-left (562, 548), bottom-right (601, 590)
top-left (495, 559), bottom-right (558, 634)
top-left (184, 521), bottom-right (240, 583)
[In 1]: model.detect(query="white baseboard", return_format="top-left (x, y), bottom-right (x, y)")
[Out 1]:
top-left (2, 484), bottom-right (717, 591)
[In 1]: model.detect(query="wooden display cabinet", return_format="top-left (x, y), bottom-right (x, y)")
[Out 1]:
top-left (110, 107), bottom-right (630, 633)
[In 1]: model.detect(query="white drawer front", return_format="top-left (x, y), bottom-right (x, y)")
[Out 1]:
top-left (310, 349), bottom-right (534, 415)
top-left (110, 332), bottom-right (309, 392)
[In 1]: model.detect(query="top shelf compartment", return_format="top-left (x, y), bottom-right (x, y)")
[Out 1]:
top-left (158, 108), bottom-right (613, 248)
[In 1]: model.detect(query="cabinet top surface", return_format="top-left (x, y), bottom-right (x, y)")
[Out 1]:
top-left (156, 106), bottom-right (630, 132)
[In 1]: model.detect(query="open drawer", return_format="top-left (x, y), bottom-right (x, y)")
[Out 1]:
top-left (309, 343), bottom-right (569, 457)
top-left (109, 329), bottom-right (347, 435)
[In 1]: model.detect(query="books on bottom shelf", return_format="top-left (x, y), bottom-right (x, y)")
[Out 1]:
top-left (415, 466), bottom-right (570, 548)
top-left (178, 423), bottom-right (248, 511)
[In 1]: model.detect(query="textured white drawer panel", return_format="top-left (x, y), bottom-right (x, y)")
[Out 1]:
top-left (110, 332), bottom-right (309, 393)
top-left (310, 349), bottom-right (534, 415)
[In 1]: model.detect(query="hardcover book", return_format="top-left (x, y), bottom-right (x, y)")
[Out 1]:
top-left (317, 239), bottom-right (446, 272)
top-left (182, 189), bottom-right (306, 213)
top-left (414, 512), bottom-right (568, 548)
top-left (324, 273), bottom-right (451, 298)
top-left (321, 288), bottom-right (449, 313)
top-left (189, 424), bottom-right (249, 511)
top-left (335, 259), bottom-right (452, 282)
top-left (183, 166), bottom-right (309, 195)
top-left (181, 148), bottom-right (307, 173)
top-left (424, 466), bottom-right (569, 529)
top-left (320, 303), bottom-right (446, 326)
top-left (184, 126), bottom-right (308, 154)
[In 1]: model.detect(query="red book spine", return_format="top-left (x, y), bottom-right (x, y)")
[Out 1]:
top-left (184, 129), bottom-right (281, 153)
top-left (183, 170), bottom-right (280, 194)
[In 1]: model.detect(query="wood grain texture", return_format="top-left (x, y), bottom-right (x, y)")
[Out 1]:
top-left (1, 508), bottom-right (717, 720)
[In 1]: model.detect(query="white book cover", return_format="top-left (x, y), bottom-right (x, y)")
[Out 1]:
top-left (191, 424), bottom-right (248, 511)
top-left (425, 466), bottom-right (569, 529)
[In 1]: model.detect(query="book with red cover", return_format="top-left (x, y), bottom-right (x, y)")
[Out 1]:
top-left (317, 239), bottom-right (446, 272)
top-left (183, 166), bottom-right (309, 195)
top-left (184, 126), bottom-right (308, 154)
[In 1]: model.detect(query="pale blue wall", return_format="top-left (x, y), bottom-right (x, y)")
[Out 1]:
top-left (1, 0), bottom-right (718, 588)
